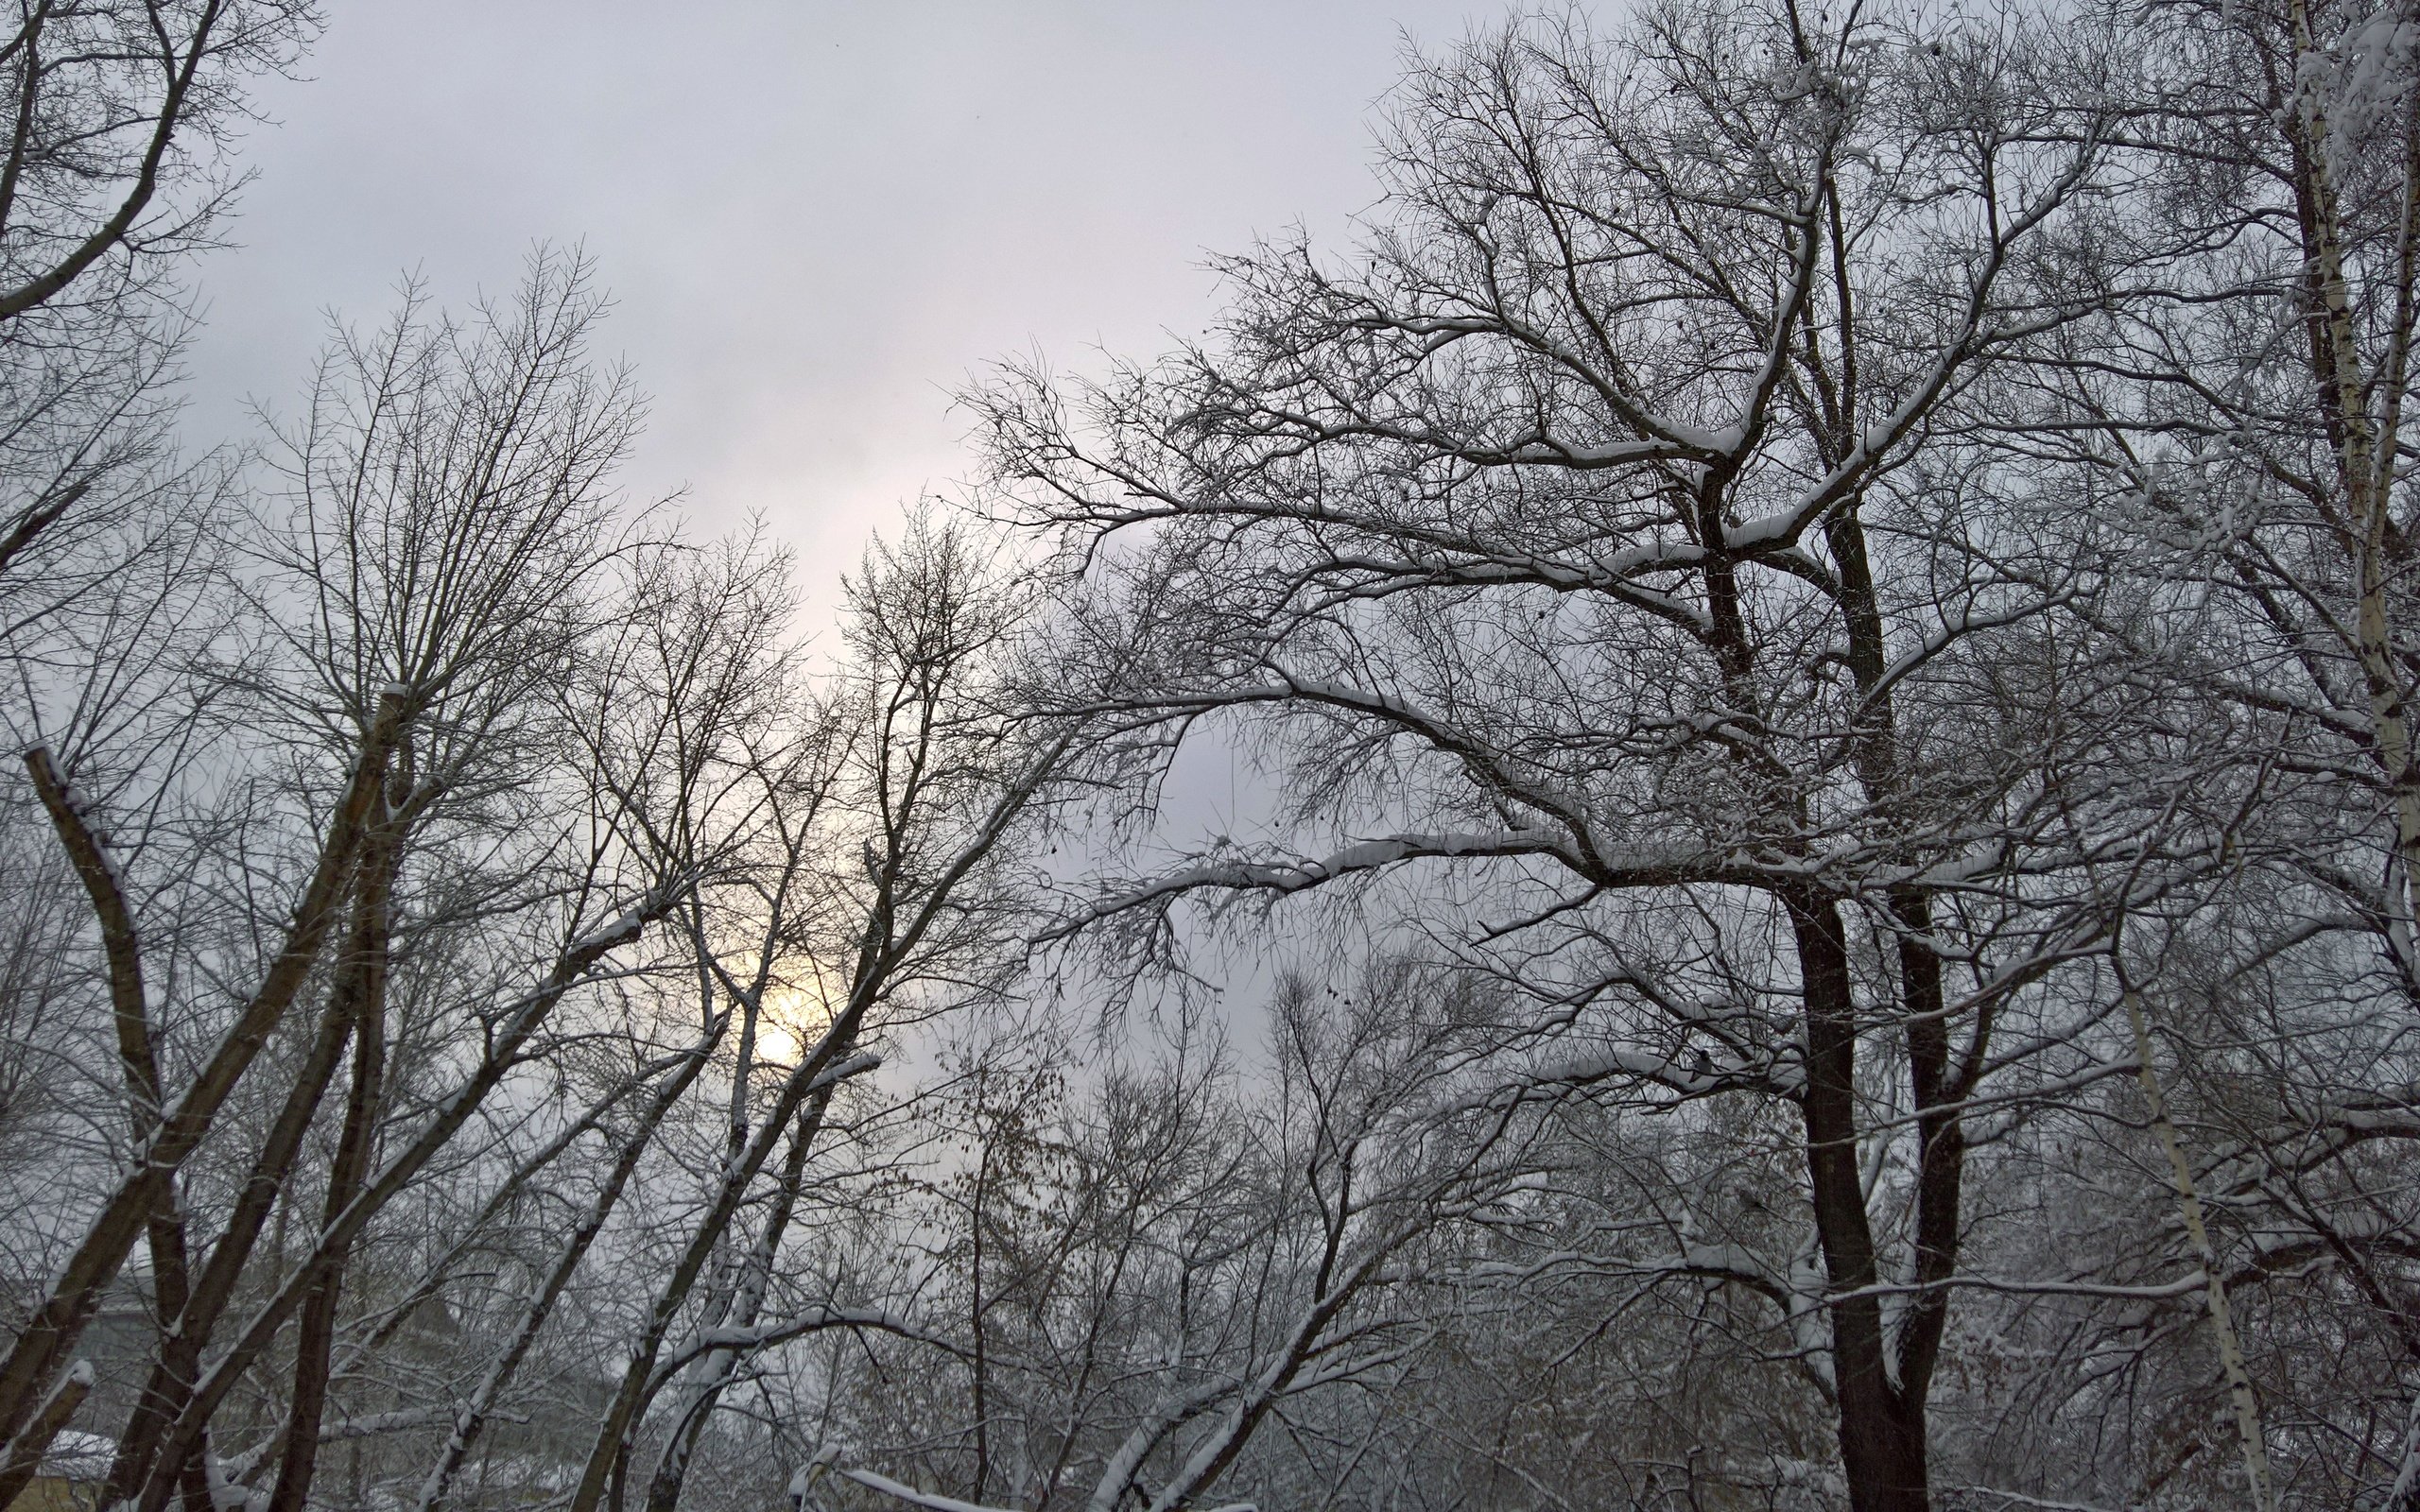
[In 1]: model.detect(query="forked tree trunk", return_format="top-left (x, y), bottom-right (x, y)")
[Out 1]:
top-left (0, 695), bottom-right (404, 1466)
top-left (1790, 890), bottom-right (1932, 1512)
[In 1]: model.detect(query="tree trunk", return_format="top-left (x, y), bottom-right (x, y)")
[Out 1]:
top-left (1789, 890), bottom-right (1930, 1512)
top-left (266, 827), bottom-right (390, 1512)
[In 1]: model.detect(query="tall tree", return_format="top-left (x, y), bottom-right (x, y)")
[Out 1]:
top-left (2045, 0), bottom-right (2420, 1498)
top-left (973, 7), bottom-right (2152, 1507)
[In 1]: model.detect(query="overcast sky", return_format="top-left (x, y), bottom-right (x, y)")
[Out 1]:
top-left (182, 1), bottom-right (1506, 591)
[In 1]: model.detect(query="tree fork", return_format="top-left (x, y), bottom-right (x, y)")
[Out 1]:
top-left (1789, 889), bottom-right (1930, 1512)
top-left (0, 691), bottom-right (406, 1456)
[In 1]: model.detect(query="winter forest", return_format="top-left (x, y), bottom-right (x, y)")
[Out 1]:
top-left (0, 1), bottom-right (2415, 1510)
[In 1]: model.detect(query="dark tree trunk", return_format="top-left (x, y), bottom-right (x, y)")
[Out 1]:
top-left (1789, 890), bottom-right (1931, 1512)
top-left (268, 824), bottom-right (394, 1512)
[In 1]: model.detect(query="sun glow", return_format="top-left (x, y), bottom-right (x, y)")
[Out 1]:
top-left (751, 987), bottom-right (831, 1069)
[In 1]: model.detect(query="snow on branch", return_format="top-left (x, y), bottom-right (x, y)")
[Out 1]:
top-left (825, 1467), bottom-right (1023, 1512)
top-left (1046, 828), bottom-right (1575, 939)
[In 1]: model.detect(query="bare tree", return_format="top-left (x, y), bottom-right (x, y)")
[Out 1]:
top-left (804, 958), bottom-right (1542, 1512)
top-left (968, 7), bottom-right (2172, 1509)
top-left (0, 254), bottom-right (715, 1512)
top-left (0, 0), bottom-right (317, 329)
top-left (3, 5), bottom-right (2412, 1511)
top-left (0, 0), bottom-right (320, 734)
top-left (2035, 0), bottom-right (2420, 1500)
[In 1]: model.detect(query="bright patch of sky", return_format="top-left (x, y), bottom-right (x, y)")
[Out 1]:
top-left (182, 1), bottom-right (1504, 594)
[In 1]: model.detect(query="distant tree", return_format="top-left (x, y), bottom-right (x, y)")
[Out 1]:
top-left (806, 960), bottom-right (1541, 1512)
